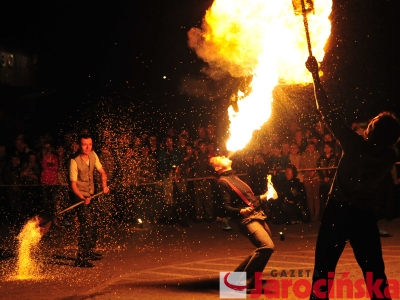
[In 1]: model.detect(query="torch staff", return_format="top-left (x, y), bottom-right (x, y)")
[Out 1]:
top-left (292, 0), bottom-right (314, 56)
top-left (301, 0), bottom-right (313, 56)
top-left (38, 191), bottom-right (105, 236)
top-left (56, 191), bottom-right (104, 215)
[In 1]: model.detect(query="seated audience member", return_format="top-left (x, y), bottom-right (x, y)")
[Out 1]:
top-left (40, 143), bottom-right (59, 216)
top-left (20, 151), bottom-right (42, 217)
top-left (14, 134), bottom-right (32, 166)
top-left (293, 130), bottom-right (307, 154)
top-left (20, 151), bottom-right (41, 185)
top-left (2, 154), bottom-right (22, 223)
top-left (317, 141), bottom-right (339, 214)
top-left (276, 164), bottom-right (309, 224)
top-left (300, 141), bottom-right (321, 221)
top-left (288, 143), bottom-right (303, 182)
top-left (170, 165), bottom-right (190, 227)
top-left (157, 135), bottom-right (183, 224)
top-left (137, 145), bottom-right (161, 224)
top-left (248, 153), bottom-right (269, 195)
top-left (270, 143), bottom-right (290, 185)
top-left (181, 143), bottom-right (197, 219)
top-left (192, 140), bottom-right (214, 222)
top-left (248, 153), bottom-right (271, 219)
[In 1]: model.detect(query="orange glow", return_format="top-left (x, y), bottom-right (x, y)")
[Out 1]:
top-left (189, 0), bottom-right (332, 151)
top-left (11, 217), bottom-right (44, 280)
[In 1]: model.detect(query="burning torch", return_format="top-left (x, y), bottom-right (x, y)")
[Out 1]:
top-left (292, 0), bottom-right (314, 56)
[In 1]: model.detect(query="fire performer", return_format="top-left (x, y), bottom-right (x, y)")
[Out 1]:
top-left (209, 155), bottom-right (274, 292)
top-left (306, 56), bottom-right (400, 300)
top-left (69, 133), bottom-right (110, 267)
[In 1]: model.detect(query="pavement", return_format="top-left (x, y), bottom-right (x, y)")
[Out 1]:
top-left (0, 216), bottom-right (400, 300)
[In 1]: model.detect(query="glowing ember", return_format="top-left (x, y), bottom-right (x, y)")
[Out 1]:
top-left (189, 0), bottom-right (332, 151)
top-left (12, 217), bottom-right (44, 280)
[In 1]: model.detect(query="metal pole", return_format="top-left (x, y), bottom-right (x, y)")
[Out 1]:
top-left (301, 0), bottom-right (313, 56)
top-left (57, 191), bottom-right (104, 215)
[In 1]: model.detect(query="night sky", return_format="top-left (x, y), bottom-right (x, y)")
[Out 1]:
top-left (1, 0), bottom-right (399, 142)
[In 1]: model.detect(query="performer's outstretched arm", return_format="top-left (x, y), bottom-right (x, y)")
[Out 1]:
top-left (305, 56), bottom-right (331, 117)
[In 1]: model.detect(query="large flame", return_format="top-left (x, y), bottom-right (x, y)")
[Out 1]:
top-left (189, 0), bottom-right (332, 151)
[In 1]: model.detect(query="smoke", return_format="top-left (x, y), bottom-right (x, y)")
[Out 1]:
top-left (185, 21), bottom-right (257, 101)
top-left (187, 26), bottom-right (258, 79)
top-left (185, 1), bottom-right (270, 102)
top-left (179, 66), bottom-right (239, 100)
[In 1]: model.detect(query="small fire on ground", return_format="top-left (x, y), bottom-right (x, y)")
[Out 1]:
top-left (8, 216), bottom-right (44, 280)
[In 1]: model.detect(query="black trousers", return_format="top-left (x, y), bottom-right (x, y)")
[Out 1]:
top-left (73, 194), bottom-right (99, 257)
top-left (311, 199), bottom-right (391, 300)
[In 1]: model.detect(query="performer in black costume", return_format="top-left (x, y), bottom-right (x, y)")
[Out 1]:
top-left (306, 56), bottom-right (400, 300)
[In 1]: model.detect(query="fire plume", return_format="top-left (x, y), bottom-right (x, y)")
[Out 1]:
top-left (188, 0), bottom-right (332, 151)
top-left (12, 217), bottom-right (44, 280)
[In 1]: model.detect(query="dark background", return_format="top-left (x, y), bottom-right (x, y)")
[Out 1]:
top-left (0, 0), bottom-right (399, 144)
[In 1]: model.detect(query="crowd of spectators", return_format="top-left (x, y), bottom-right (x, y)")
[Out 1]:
top-left (0, 119), bottom-right (399, 229)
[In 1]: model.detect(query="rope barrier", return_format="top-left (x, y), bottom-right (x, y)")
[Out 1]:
top-left (0, 163), bottom-right (398, 188)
